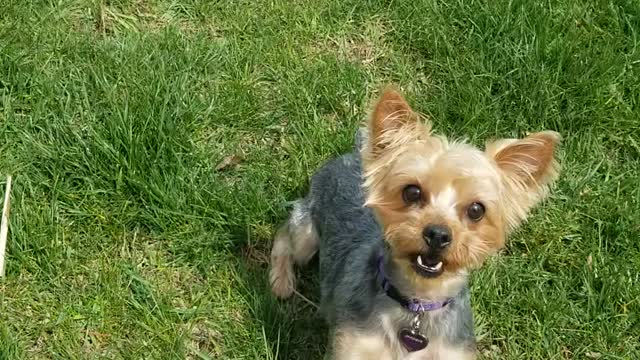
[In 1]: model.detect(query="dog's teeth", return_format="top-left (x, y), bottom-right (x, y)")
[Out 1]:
top-left (416, 256), bottom-right (443, 272)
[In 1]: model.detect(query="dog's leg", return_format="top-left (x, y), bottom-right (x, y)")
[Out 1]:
top-left (406, 339), bottom-right (476, 360)
top-left (269, 199), bottom-right (319, 298)
top-left (330, 328), bottom-right (393, 360)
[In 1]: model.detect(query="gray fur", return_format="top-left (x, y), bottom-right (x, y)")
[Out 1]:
top-left (295, 149), bottom-right (476, 352)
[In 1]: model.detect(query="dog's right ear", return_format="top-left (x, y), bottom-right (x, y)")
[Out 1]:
top-left (367, 87), bottom-right (419, 152)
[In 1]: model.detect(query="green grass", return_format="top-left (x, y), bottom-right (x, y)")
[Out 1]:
top-left (0, 0), bottom-right (639, 358)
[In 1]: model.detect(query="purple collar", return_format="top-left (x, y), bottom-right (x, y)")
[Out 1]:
top-left (376, 254), bottom-right (452, 313)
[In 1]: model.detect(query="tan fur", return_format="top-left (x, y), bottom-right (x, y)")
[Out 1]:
top-left (333, 329), bottom-right (393, 360)
top-left (269, 224), bottom-right (296, 298)
top-left (486, 131), bottom-right (561, 231)
top-left (412, 339), bottom-right (476, 360)
top-left (269, 213), bottom-right (320, 298)
top-left (332, 326), bottom-right (476, 360)
top-left (290, 219), bottom-right (319, 265)
top-left (361, 88), bottom-right (561, 300)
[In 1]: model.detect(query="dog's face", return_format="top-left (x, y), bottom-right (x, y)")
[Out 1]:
top-left (362, 88), bottom-right (560, 287)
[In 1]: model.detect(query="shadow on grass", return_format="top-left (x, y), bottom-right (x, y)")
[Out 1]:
top-left (229, 224), bottom-right (328, 360)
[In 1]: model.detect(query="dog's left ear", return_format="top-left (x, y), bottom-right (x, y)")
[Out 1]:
top-left (486, 131), bottom-right (561, 229)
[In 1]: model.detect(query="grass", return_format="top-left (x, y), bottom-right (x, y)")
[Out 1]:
top-left (0, 0), bottom-right (638, 358)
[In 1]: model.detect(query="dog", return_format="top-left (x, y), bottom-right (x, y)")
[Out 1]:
top-left (269, 87), bottom-right (560, 359)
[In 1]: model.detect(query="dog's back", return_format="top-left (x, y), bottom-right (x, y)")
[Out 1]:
top-left (307, 152), bottom-right (384, 325)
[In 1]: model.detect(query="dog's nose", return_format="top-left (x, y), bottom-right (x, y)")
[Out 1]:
top-left (423, 225), bottom-right (451, 249)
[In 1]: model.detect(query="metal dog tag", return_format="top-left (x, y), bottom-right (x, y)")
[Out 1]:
top-left (399, 328), bottom-right (428, 352)
top-left (399, 314), bottom-right (428, 352)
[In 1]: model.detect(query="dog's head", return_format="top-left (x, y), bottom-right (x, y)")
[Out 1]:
top-left (362, 87), bottom-right (560, 291)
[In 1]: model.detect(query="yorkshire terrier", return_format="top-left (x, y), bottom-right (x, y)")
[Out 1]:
top-left (269, 87), bottom-right (560, 359)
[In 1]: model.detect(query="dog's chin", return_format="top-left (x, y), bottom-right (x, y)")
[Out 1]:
top-left (411, 253), bottom-right (445, 278)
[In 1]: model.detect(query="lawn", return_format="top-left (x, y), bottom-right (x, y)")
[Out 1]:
top-left (0, 0), bottom-right (639, 358)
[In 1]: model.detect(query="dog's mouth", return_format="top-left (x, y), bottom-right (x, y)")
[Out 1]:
top-left (412, 254), bottom-right (444, 278)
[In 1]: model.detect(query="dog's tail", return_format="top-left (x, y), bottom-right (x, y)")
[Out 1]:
top-left (269, 198), bottom-right (319, 299)
top-left (355, 127), bottom-right (368, 153)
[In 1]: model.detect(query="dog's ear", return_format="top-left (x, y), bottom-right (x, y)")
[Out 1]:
top-left (367, 87), bottom-right (420, 152)
top-left (487, 131), bottom-right (560, 187)
top-left (486, 131), bottom-right (561, 230)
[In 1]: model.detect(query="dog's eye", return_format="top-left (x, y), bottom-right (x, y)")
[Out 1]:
top-left (402, 185), bottom-right (422, 205)
top-left (467, 202), bottom-right (485, 222)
